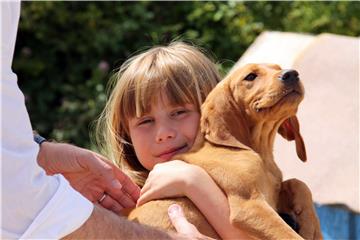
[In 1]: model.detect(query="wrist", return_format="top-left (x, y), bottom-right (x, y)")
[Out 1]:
top-left (37, 141), bottom-right (57, 175)
top-left (184, 166), bottom-right (208, 198)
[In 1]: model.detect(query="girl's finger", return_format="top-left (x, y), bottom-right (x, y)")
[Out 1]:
top-left (140, 180), bottom-right (151, 195)
top-left (136, 192), bottom-right (149, 207)
top-left (136, 188), bottom-right (156, 207)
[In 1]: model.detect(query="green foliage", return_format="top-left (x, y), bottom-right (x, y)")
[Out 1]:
top-left (14, 1), bottom-right (359, 149)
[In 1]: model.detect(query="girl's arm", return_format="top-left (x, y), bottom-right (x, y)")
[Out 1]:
top-left (137, 160), bottom-right (248, 239)
top-left (183, 165), bottom-right (248, 239)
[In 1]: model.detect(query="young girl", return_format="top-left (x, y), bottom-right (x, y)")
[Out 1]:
top-left (97, 42), bottom-right (246, 239)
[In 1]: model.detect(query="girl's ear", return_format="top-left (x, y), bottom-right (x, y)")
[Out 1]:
top-left (278, 116), bottom-right (307, 162)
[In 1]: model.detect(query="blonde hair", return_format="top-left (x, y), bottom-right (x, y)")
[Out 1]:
top-left (96, 41), bottom-right (220, 186)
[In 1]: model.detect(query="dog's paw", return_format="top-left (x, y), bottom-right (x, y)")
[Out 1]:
top-left (293, 203), bottom-right (320, 239)
top-left (279, 179), bottom-right (322, 240)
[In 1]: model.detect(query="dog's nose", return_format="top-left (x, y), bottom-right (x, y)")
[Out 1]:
top-left (279, 70), bottom-right (299, 85)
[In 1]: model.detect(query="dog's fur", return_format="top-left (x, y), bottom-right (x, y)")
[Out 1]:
top-left (127, 64), bottom-right (322, 239)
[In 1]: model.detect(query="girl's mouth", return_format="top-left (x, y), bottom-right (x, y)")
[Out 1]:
top-left (157, 144), bottom-right (188, 160)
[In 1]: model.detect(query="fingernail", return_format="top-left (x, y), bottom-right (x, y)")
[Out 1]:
top-left (168, 204), bottom-right (182, 218)
top-left (111, 180), bottom-right (123, 190)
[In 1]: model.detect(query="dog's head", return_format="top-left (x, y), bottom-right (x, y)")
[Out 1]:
top-left (228, 63), bottom-right (304, 121)
top-left (201, 63), bottom-right (306, 161)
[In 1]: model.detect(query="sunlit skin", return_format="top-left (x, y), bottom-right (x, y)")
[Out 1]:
top-left (128, 95), bottom-right (200, 171)
top-left (128, 95), bottom-right (244, 239)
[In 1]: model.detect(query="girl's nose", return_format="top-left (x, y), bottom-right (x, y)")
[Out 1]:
top-left (155, 125), bottom-right (176, 143)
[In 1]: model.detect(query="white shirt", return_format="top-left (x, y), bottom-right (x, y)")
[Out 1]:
top-left (1, 1), bottom-right (93, 238)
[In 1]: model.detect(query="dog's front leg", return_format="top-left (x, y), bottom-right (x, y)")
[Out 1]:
top-left (278, 179), bottom-right (323, 240)
top-left (228, 194), bottom-right (303, 240)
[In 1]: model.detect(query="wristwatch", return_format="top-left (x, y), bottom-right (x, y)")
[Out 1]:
top-left (33, 133), bottom-right (47, 145)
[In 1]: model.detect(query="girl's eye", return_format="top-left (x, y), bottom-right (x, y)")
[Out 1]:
top-left (138, 118), bottom-right (153, 125)
top-left (171, 109), bottom-right (188, 117)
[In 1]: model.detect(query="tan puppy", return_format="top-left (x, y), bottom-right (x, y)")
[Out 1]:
top-left (127, 64), bottom-right (322, 239)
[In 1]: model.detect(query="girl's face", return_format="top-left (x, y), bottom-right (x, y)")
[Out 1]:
top-left (128, 95), bottom-right (200, 170)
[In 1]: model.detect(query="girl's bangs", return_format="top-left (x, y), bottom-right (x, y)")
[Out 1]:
top-left (122, 65), bottom-right (199, 121)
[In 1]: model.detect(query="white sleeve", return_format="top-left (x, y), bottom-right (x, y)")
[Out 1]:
top-left (1, 1), bottom-right (94, 239)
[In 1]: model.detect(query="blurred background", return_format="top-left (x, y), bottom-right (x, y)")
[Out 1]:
top-left (13, 1), bottom-right (359, 239)
top-left (14, 1), bottom-right (359, 149)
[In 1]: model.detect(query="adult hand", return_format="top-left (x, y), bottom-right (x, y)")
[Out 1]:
top-left (37, 142), bottom-right (140, 214)
top-left (137, 160), bottom-right (204, 206)
top-left (168, 204), bottom-right (215, 240)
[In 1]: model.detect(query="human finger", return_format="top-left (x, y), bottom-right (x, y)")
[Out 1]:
top-left (108, 188), bottom-right (137, 208)
top-left (136, 187), bottom-right (158, 207)
top-left (168, 204), bottom-right (201, 237)
top-left (112, 164), bottom-right (141, 201)
top-left (75, 182), bottom-right (104, 203)
top-left (90, 155), bottom-right (139, 205)
top-left (140, 176), bottom-right (153, 195)
top-left (97, 194), bottom-right (124, 215)
top-left (103, 177), bottom-right (138, 208)
top-left (84, 153), bottom-right (123, 190)
top-left (96, 153), bottom-right (141, 201)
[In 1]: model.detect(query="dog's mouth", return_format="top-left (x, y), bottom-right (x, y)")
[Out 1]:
top-left (254, 88), bottom-right (303, 113)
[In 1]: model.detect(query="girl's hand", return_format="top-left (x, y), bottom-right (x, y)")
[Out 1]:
top-left (137, 160), bottom-right (204, 206)
top-left (139, 160), bottom-right (249, 239)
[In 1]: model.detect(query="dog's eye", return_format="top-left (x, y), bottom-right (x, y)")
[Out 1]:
top-left (244, 73), bottom-right (257, 81)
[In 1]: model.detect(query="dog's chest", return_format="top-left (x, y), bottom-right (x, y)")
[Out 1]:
top-left (180, 143), bottom-right (283, 210)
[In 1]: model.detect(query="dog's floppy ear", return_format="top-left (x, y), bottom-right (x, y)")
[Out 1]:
top-left (278, 116), bottom-right (307, 162)
top-left (201, 84), bottom-right (251, 151)
top-left (202, 117), bottom-right (251, 150)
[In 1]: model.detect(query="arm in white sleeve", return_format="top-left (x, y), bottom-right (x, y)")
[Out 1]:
top-left (1, 1), bottom-right (93, 238)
